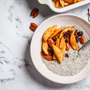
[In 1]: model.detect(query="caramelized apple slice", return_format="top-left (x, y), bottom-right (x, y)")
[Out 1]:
top-left (64, 1), bottom-right (69, 6)
top-left (52, 44), bottom-right (63, 63)
top-left (74, 0), bottom-right (83, 3)
top-left (53, 38), bottom-right (59, 60)
top-left (59, 37), bottom-right (66, 55)
top-left (50, 28), bottom-right (62, 38)
top-left (60, 0), bottom-right (65, 7)
top-left (64, 0), bottom-right (73, 3)
top-left (56, 38), bottom-right (60, 48)
top-left (42, 41), bottom-right (49, 55)
top-left (59, 26), bottom-right (75, 40)
top-left (53, 54), bottom-right (57, 60)
top-left (70, 33), bottom-right (79, 50)
top-left (43, 25), bottom-right (57, 41)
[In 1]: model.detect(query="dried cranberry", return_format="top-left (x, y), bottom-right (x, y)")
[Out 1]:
top-left (63, 32), bottom-right (68, 39)
top-left (41, 50), bottom-right (45, 56)
top-left (64, 32), bottom-right (67, 35)
top-left (53, 37), bottom-right (57, 41)
top-left (67, 30), bottom-right (70, 34)
top-left (65, 53), bottom-right (69, 57)
top-left (51, 51), bottom-right (54, 56)
top-left (75, 36), bottom-right (79, 43)
top-left (77, 31), bottom-right (83, 36)
top-left (66, 30), bottom-right (72, 35)
top-left (74, 30), bottom-right (78, 36)
top-left (65, 39), bottom-right (69, 43)
top-left (48, 47), bottom-right (53, 52)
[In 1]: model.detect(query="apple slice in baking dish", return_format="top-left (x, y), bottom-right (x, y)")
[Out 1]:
top-left (43, 25), bottom-right (57, 41)
top-left (64, 0), bottom-right (73, 3)
top-left (60, 0), bottom-right (65, 7)
top-left (70, 32), bottom-right (79, 50)
top-left (74, 0), bottom-right (84, 3)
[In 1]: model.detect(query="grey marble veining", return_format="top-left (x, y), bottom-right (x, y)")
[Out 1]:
top-left (0, 0), bottom-right (90, 90)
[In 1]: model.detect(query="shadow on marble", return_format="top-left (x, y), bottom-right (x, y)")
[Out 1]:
top-left (26, 0), bottom-right (55, 17)
top-left (24, 38), bottom-right (70, 88)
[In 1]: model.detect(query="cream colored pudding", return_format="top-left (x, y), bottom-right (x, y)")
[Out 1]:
top-left (41, 26), bottom-right (90, 76)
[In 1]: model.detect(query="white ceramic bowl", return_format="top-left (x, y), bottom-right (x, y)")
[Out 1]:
top-left (30, 14), bottom-right (90, 84)
top-left (38, 0), bottom-right (90, 13)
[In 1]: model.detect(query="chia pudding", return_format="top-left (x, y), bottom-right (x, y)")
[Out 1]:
top-left (41, 26), bottom-right (90, 76)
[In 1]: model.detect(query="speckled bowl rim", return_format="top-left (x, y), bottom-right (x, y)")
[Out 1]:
top-left (30, 14), bottom-right (90, 84)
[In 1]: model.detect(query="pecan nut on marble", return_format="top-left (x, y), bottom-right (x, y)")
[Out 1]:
top-left (30, 22), bottom-right (38, 31)
top-left (30, 8), bottom-right (39, 18)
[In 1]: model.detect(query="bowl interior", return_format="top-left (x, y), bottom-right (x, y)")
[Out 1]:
top-left (30, 14), bottom-right (90, 84)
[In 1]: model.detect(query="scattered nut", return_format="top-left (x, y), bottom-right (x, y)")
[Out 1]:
top-left (47, 38), bottom-right (55, 47)
top-left (79, 36), bottom-right (86, 44)
top-left (29, 22), bottom-right (38, 31)
top-left (42, 55), bottom-right (53, 61)
top-left (66, 43), bottom-right (70, 50)
top-left (30, 8), bottom-right (39, 18)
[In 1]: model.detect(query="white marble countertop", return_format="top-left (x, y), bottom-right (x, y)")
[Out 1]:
top-left (0, 0), bottom-right (90, 90)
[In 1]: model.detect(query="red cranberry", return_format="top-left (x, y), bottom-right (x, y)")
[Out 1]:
top-left (48, 47), bottom-right (53, 52)
top-left (68, 30), bottom-right (72, 35)
top-left (63, 32), bottom-right (68, 39)
top-left (51, 51), bottom-right (54, 56)
top-left (41, 51), bottom-right (45, 55)
top-left (65, 53), bottom-right (69, 57)
top-left (74, 30), bottom-right (78, 36)
top-left (53, 37), bottom-right (57, 41)
top-left (77, 31), bottom-right (83, 36)
top-left (65, 39), bottom-right (69, 43)
top-left (75, 36), bottom-right (79, 43)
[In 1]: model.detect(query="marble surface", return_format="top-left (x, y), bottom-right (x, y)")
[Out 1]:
top-left (0, 0), bottom-right (90, 90)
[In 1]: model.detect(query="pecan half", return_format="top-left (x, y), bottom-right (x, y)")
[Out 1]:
top-left (30, 8), bottom-right (39, 18)
top-left (47, 38), bottom-right (55, 47)
top-left (79, 36), bottom-right (86, 44)
top-left (43, 55), bottom-right (53, 61)
top-left (30, 22), bottom-right (38, 31)
top-left (66, 43), bottom-right (70, 50)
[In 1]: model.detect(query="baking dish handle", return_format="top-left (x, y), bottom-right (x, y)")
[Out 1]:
top-left (38, 0), bottom-right (49, 5)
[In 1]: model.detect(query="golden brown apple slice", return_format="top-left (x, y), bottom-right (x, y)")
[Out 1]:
top-left (70, 33), bottom-right (79, 50)
top-left (53, 54), bottom-right (57, 60)
top-left (60, 0), bottom-right (65, 7)
top-left (56, 38), bottom-right (60, 48)
top-left (64, 0), bottom-right (73, 3)
top-left (74, 0), bottom-right (83, 3)
top-left (64, 1), bottom-right (69, 6)
top-left (59, 37), bottom-right (66, 55)
top-left (52, 44), bottom-right (63, 63)
top-left (53, 38), bottom-right (59, 60)
top-left (50, 28), bottom-right (62, 38)
top-left (43, 25), bottom-right (57, 41)
top-left (42, 41), bottom-right (49, 55)
top-left (59, 26), bottom-right (75, 40)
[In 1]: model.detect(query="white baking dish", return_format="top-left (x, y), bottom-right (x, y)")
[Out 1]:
top-left (38, 0), bottom-right (90, 13)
